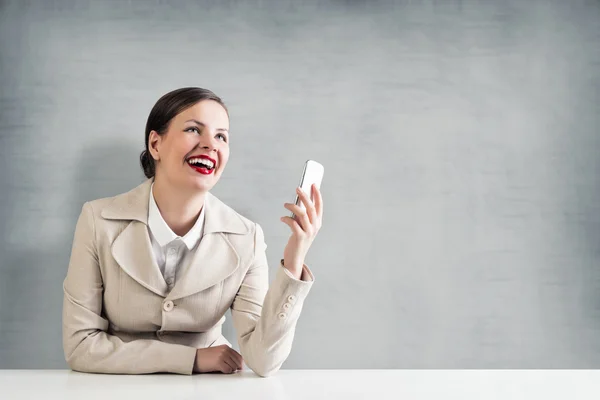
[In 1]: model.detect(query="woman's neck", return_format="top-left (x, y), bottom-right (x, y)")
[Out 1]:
top-left (151, 178), bottom-right (206, 237)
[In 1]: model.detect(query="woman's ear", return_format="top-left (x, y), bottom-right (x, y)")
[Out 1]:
top-left (148, 130), bottom-right (161, 161)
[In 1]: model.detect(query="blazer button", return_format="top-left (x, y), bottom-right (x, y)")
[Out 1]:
top-left (282, 303), bottom-right (291, 311)
top-left (278, 312), bottom-right (287, 320)
top-left (287, 295), bottom-right (297, 304)
top-left (163, 300), bottom-right (174, 312)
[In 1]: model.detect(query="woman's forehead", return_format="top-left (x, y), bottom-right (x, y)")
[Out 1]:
top-left (176, 101), bottom-right (229, 127)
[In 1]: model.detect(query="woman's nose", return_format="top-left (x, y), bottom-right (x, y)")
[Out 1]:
top-left (199, 136), bottom-right (217, 151)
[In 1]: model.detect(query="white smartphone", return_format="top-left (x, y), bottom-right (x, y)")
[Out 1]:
top-left (290, 160), bottom-right (324, 219)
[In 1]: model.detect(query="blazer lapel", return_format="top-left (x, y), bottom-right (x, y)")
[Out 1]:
top-left (101, 179), bottom-right (168, 297)
top-left (111, 220), bottom-right (168, 297)
top-left (100, 179), bottom-right (250, 300)
top-left (100, 178), bottom-right (151, 224)
top-left (167, 192), bottom-right (250, 301)
top-left (166, 232), bottom-right (239, 301)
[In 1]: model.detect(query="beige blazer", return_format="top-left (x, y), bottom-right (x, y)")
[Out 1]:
top-left (62, 179), bottom-right (314, 376)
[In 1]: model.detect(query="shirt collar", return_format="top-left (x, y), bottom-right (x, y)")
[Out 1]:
top-left (147, 183), bottom-right (205, 250)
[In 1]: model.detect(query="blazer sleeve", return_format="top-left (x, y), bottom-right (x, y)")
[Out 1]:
top-left (230, 223), bottom-right (314, 377)
top-left (62, 202), bottom-right (197, 375)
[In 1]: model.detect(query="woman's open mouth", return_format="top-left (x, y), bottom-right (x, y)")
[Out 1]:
top-left (186, 155), bottom-right (216, 175)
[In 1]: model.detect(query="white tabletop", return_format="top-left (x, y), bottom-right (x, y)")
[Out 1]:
top-left (1, 369), bottom-right (599, 400)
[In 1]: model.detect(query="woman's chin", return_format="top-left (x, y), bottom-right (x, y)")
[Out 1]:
top-left (181, 167), bottom-right (218, 192)
top-left (188, 175), bottom-right (217, 192)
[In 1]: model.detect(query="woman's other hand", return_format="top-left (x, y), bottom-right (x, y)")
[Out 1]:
top-left (193, 345), bottom-right (243, 374)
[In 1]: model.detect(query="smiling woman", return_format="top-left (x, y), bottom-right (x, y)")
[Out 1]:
top-left (62, 87), bottom-right (324, 376)
top-left (139, 88), bottom-right (229, 188)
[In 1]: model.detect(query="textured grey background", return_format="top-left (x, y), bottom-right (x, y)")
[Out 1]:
top-left (1, 0), bottom-right (599, 369)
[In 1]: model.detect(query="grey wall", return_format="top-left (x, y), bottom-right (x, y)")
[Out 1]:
top-left (1, 0), bottom-right (599, 369)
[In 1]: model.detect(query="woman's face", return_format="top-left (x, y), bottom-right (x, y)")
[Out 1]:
top-left (149, 100), bottom-right (230, 193)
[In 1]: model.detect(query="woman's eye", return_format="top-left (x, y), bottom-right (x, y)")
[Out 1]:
top-left (185, 127), bottom-right (200, 133)
top-left (217, 133), bottom-right (227, 142)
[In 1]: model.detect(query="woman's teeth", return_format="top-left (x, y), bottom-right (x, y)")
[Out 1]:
top-left (187, 157), bottom-right (215, 170)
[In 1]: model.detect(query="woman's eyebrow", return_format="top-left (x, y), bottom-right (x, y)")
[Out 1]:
top-left (185, 119), bottom-right (228, 132)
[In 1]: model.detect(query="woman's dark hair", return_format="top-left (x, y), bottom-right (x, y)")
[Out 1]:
top-left (140, 87), bottom-right (228, 179)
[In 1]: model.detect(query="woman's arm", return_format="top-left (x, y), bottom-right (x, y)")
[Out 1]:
top-left (230, 223), bottom-right (314, 377)
top-left (62, 202), bottom-right (197, 374)
top-left (231, 185), bottom-right (322, 377)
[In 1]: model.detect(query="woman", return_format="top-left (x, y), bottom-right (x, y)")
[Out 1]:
top-left (62, 87), bottom-right (323, 376)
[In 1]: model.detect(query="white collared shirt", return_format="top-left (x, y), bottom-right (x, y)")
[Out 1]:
top-left (147, 183), bottom-right (205, 290)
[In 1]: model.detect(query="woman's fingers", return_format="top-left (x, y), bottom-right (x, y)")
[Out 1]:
top-left (296, 187), bottom-right (318, 225)
top-left (312, 184), bottom-right (323, 222)
top-left (282, 186), bottom-right (323, 235)
top-left (220, 356), bottom-right (236, 374)
top-left (280, 215), bottom-right (303, 236)
top-left (283, 203), bottom-right (311, 233)
top-left (228, 348), bottom-right (244, 370)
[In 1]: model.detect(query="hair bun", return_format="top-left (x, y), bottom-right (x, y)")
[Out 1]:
top-left (139, 150), bottom-right (155, 179)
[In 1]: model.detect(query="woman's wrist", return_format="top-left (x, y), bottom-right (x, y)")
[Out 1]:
top-left (281, 258), bottom-right (303, 279)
